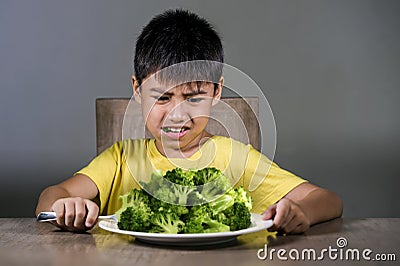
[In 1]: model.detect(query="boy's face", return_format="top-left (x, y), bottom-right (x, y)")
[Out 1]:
top-left (133, 75), bottom-right (223, 158)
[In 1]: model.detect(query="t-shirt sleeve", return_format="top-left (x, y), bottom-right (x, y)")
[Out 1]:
top-left (242, 146), bottom-right (308, 214)
top-left (74, 141), bottom-right (123, 213)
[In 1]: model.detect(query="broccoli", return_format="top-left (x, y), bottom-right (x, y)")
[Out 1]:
top-left (221, 202), bottom-right (252, 231)
top-left (115, 167), bottom-right (253, 234)
top-left (143, 168), bottom-right (197, 205)
top-left (183, 205), bottom-right (230, 233)
top-left (193, 167), bottom-right (222, 185)
top-left (117, 204), bottom-right (152, 232)
top-left (228, 186), bottom-right (252, 210)
top-left (164, 168), bottom-right (195, 186)
top-left (149, 212), bottom-right (185, 234)
top-left (163, 168), bottom-right (197, 205)
top-left (196, 168), bottom-right (233, 203)
top-left (115, 188), bottom-right (150, 220)
top-left (139, 170), bottom-right (165, 198)
top-left (150, 196), bottom-right (189, 217)
top-left (205, 192), bottom-right (251, 231)
top-left (152, 185), bottom-right (178, 204)
top-left (172, 183), bottom-right (197, 205)
top-left (116, 189), bottom-right (153, 231)
top-left (208, 193), bottom-right (235, 214)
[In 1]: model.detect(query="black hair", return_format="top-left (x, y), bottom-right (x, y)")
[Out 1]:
top-left (134, 9), bottom-right (224, 86)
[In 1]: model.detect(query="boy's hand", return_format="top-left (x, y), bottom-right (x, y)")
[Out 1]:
top-left (262, 198), bottom-right (310, 234)
top-left (51, 197), bottom-right (99, 232)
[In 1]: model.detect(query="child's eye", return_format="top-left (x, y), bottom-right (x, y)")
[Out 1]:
top-left (186, 97), bottom-right (202, 103)
top-left (155, 96), bottom-right (170, 102)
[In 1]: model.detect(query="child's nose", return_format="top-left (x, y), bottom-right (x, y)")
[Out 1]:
top-left (167, 101), bottom-right (188, 123)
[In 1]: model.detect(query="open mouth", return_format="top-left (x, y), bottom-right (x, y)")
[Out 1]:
top-left (161, 126), bottom-right (190, 139)
top-left (161, 127), bottom-right (189, 133)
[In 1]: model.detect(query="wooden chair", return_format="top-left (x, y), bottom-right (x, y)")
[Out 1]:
top-left (96, 97), bottom-right (259, 154)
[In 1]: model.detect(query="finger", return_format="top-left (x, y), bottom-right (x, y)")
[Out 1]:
top-left (74, 200), bottom-right (87, 228)
top-left (293, 222), bottom-right (310, 234)
top-left (64, 200), bottom-right (75, 227)
top-left (85, 200), bottom-right (99, 228)
top-left (288, 222), bottom-right (307, 234)
top-left (273, 200), bottom-right (290, 229)
top-left (262, 204), bottom-right (277, 220)
top-left (282, 215), bottom-right (299, 233)
top-left (280, 209), bottom-right (296, 230)
top-left (290, 211), bottom-right (310, 234)
top-left (52, 201), bottom-right (66, 227)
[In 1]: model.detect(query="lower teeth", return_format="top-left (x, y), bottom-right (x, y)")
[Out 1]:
top-left (164, 128), bottom-right (185, 133)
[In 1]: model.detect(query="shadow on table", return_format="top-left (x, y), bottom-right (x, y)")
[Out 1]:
top-left (267, 218), bottom-right (345, 248)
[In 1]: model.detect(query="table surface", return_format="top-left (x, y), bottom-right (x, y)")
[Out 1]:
top-left (0, 218), bottom-right (399, 266)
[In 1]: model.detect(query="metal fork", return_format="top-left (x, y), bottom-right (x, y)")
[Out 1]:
top-left (36, 211), bottom-right (117, 222)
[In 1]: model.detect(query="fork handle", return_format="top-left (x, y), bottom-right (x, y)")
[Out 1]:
top-left (36, 211), bottom-right (115, 222)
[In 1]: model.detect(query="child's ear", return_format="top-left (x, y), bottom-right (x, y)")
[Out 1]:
top-left (132, 75), bottom-right (141, 104)
top-left (212, 76), bottom-right (224, 106)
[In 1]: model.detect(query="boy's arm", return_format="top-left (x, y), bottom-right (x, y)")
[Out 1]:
top-left (35, 174), bottom-right (99, 231)
top-left (262, 182), bottom-right (343, 234)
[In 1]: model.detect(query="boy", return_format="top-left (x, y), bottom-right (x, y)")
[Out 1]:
top-left (36, 9), bottom-right (342, 233)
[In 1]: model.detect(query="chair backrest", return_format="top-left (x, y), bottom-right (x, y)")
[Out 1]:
top-left (96, 97), bottom-right (259, 154)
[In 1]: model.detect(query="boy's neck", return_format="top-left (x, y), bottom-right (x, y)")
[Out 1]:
top-left (155, 131), bottom-right (214, 159)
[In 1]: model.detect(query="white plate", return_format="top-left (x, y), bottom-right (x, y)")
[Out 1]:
top-left (99, 213), bottom-right (273, 246)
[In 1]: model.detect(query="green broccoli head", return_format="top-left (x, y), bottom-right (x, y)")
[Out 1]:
top-left (183, 205), bottom-right (230, 233)
top-left (198, 176), bottom-right (233, 203)
top-left (117, 202), bottom-right (153, 232)
top-left (221, 201), bottom-right (252, 231)
top-left (115, 168), bottom-right (253, 234)
top-left (150, 212), bottom-right (185, 234)
top-left (193, 167), bottom-right (223, 185)
top-left (230, 186), bottom-right (252, 210)
top-left (146, 168), bottom-right (198, 205)
top-left (152, 185), bottom-right (177, 204)
top-left (208, 193), bottom-right (235, 214)
top-left (115, 188), bottom-right (150, 221)
top-left (164, 168), bottom-right (195, 186)
top-left (139, 170), bottom-right (165, 196)
top-left (150, 197), bottom-right (189, 217)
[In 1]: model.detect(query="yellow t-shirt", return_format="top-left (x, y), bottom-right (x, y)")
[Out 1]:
top-left (76, 136), bottom-right (307, 215)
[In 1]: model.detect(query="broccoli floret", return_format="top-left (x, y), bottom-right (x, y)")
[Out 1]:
top-left (164, 168), bottom-right (197, 205)
top-left (196, 168), bottom-right (233, 202)
top-left (150, 197), bottom-right (189, 217)
top-left (149, 168), bottom-right (197, 205)
top-left (221, 202), bottom-right (252, 231)
top-left (115, 168), bottom-right (253, 234)
top-left (115, 189), bottom-right (153, 231)
top-left (149, 212), bottom-right (185, 234)
top-left (208, 193), bottom-right (235, 214)
top-left (152, 185), bottom-right (178, 204)
top-left (172, 183), bottom-right (197, 205)
top-left (183, 205), bottom-right (230, 233)
top-left (117, 204), bottom-right (153, 231)
top-left (115, 188), bottom-right (150, 221)
top-left (164, 168), bottom-right (195, 186)
top-left (151, 179), bottom-right (196, 206)
top-left (229, 186), bottom-right (252, 210)
top-left (193, 167), bottom-right (222, 185)
top-left (139, 170), bottom-right (165, 195)
top-left (184, 215), bottom-right (230, 233)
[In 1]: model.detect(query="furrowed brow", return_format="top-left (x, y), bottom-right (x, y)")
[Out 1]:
top-left (150, 88), bottom-right (173, 95)
top-left (182, 90), bottom-right (208, 97)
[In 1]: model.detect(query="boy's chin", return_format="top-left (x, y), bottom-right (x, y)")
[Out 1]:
top-left (158, 138), bottom-right (185, 149)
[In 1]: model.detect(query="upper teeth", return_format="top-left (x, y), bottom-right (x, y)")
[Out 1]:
top-left (163, 128), bottom-right (184, 133)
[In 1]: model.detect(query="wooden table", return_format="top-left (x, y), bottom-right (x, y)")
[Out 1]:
top-left (0, 218), bottom-right (398, 266)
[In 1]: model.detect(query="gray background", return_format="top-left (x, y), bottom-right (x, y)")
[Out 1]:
top-left (1, 0), bottom-right (399, 217)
